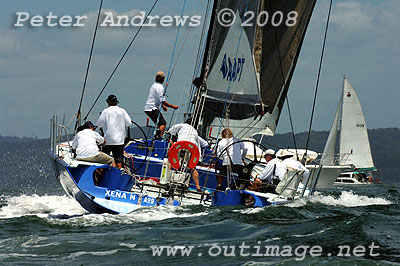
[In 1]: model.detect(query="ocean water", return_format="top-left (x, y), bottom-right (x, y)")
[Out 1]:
top-left (0, 142), bottom-right (399, 265)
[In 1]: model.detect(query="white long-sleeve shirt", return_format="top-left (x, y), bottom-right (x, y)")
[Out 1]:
top-left (168, 123), bottom-right (199, 147)
top-left (282, 158), bottom-right (309, 175)
top-left (72, 129), bottom-right (104, 159)
top-left (96, 106), bottom-right (132, 145)
top-left (258, 158), bottom-right (286, 182)
top-left (169, 123), bottom-right (210, 158)
top-left (144, 82), bottom-right (165, 111)
top-left (217, 137), bottom-right (247, 166)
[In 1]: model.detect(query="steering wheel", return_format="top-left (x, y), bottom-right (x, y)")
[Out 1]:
top-left (123, 120), bottom-right (149, 175)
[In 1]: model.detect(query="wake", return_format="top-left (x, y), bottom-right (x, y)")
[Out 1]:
top-left (0, 194), bottom-right (211, 226)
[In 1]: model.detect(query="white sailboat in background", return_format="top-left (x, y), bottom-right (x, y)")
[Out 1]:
top-left (318, 76), bottom-right (377, 185)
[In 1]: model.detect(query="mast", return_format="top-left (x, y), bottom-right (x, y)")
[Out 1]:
top-left (190, 0), bottom-right (219, 131)
top-left (200, 0), bottom-right (219, 85)
top-left (339, 76), bottom-right (345, 163)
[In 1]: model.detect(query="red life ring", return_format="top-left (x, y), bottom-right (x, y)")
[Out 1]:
top-left (168, 140), bottom-right (200, 170)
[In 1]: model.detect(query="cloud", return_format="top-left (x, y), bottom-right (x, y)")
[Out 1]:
top-left (331, 1), bottom-right (372, 33)
top-left (0, 4), bottom-right (205, 137)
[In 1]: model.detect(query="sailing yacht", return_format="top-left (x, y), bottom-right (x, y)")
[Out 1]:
top-left (311, 76), bottom-right (376, 186)
top-left (49, 0), bottom-right (321, 214)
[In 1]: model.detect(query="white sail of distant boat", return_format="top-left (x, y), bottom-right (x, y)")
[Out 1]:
top-left (311, 76), bottom-right (376, 186)
top-left (339, 77), bottom-right (374, 169)
top-left (307, 76), bottom-right (375, 188)
top-left (321, 76), bottom-right (374, 169)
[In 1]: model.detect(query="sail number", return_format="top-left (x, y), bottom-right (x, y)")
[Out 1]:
top-left (218, 9), bottom-right (298, 28)
top-left (356, 123), bottom-right (365, 128)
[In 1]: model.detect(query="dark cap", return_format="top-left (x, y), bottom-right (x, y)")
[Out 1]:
top-left (106, 95), bottom-right (119, 103)
top-left (184, 114), bottom-right (193, 124)
top-left (83, 121), bottom-right (95, 129)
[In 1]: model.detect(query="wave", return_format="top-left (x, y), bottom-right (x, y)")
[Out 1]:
top-left (0, 194), bottom-right (86, 218)
top-left (0, 194), bottom-right (212, 226)
top-left (287, 191), bottom-right (392, 208)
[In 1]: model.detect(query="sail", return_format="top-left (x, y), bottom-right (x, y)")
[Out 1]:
top-left (199, 0), bottom-right (316, 138)
top-left (321, 99), bottom-right (341, 165)
top-left (339, 77), bottom-right (374, 169)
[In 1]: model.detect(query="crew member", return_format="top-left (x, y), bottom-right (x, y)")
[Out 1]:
top-left (168, 118), bottom-right (206, 193)
top-left (278, 149), bottom-right (309, 176)
top-left (216, 128), bottom-right (248, 190)
top-left (248, 149), bottom-right (286, 193)
top-left (144, 71), bottom-right (178, 138)
top-left (96, 95), bottom-right (132, 169)
top-left (71, 121), bottom-right (115, 167)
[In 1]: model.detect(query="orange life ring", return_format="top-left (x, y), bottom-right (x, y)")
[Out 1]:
top-left (168, 140), bottom-right (200, 170)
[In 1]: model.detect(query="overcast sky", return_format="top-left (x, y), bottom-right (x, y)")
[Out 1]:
top-left (0, 0), bottom-right (399, 138)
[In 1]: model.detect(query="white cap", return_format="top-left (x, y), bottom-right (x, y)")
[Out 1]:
top-left (279, 149), bottom-right (294, 158)
top-left (263, 149), bottom-right (275, 156)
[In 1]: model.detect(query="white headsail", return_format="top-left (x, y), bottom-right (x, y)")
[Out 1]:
top-left (321, 100), bottom-right (341, 165)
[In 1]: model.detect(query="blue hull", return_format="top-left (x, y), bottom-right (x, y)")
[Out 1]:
top-left (49, 152), bottom-right (181, 214)
top-left (212, 190), bottom-right (273, 207)
top-left (49, 139), bottom-right (275, 214)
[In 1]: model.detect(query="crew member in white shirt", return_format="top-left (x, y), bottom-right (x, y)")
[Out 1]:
top-left (216, 128), bottom-right (248, 190)
top-left (278, 149), bottom-right (309, 176)
top-left (168, 117), bottom-right (206, 193)
top-left (96, 95), bottom-right (132, 169)
top-left (144, 71), bottom-right (178, 139)
top-left (248, 149), bottom-right (286, 193)
top-left (71, 121), bottom-right (115, 167)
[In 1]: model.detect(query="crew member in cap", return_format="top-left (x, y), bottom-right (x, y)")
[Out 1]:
top-left (278, 149), bottom-right (309, 175)
top-left (96, 95), bottom-right (132, 169)
top-left (248, 149), bottom-right (286, 193)
top-left (144, 71), bottom-right (179, 139)
top-left (72, 121), bottom-right (115, 167)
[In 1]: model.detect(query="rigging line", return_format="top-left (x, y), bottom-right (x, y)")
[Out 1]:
top-left (169, 0), bottom-right (205, 87)
top-left (172, 0), bottom-right (206, 125)
top-left (285, 96), bottom-right (298, 152)
top-left (83, 0), bottom-right (160, 121)
top-left (168, 108), bottom-right (177, 128)
top-left (74, 0), bottom-right (103, 131)
top-left (305, 0), bottom-right (333, 159)
top-left (153, 0), bottom-right (187, 136)
top-left (153, 0), bottom-right (187, 131)
top-left (267, 0), bottom-right (298, 157)
top-left (215, 0), bottom-right (251, 146)
top-left (165, 0), bottom-right (187, 88)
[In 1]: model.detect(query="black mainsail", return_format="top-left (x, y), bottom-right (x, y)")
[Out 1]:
top-left (195, 0), bottom-right (316, 138)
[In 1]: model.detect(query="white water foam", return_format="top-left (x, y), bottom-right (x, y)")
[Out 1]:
top-left (234, 207), bottom-right (267, 215)
top-left (287, 191), bottom-right (392, 208)
top-left (66, 249), bottom-right (120, 259)
top-left (0, 194), bottom-right (213, 226)
top-left (61, 206), bottom-right (213, 226)
top-left (0, 194), bottom-right (86, 219)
